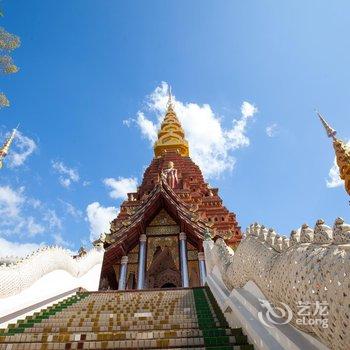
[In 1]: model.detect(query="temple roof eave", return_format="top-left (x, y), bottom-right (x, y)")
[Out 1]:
top-left (108, 180), bottom-right (207, 243)
top-left (102, 180), bottom-right (209, 272)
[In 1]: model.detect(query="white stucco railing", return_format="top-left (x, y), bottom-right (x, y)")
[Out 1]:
top-left (0, 246), bottom-right (104, 298)
top-left (204, 217), bottom-right (350, 350)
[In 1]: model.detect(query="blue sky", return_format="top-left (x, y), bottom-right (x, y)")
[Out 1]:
top-left (0, 1), bottom-right (349, 256)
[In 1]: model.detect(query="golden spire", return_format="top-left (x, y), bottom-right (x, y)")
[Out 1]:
top-left (0, 125), bottom-right (18, 168)
top-left (153, 86), bottom-right (189, 157)
top-left (317, 112), bottom-right (350, 195)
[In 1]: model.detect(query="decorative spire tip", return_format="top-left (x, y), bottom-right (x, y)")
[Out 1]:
top-left (167, 84), bottom-right (173, 108)
top-left (0, 124), bottom-right (19, 169)
top-left (316, 110), bottom-right (337, 139)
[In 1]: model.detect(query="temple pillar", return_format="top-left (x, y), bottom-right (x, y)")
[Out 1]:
top-left (198, 252), bottom-right (207, 286)
top-left (118, 256), bottom-right (128, 290)
top-left (179, 232), bottom-right (189, 287)
top-left (137, 234), bottom-right (147, 289)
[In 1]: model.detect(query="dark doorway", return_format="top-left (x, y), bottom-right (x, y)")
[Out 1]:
top-left (161, 282), bottom-right (176, 288)
top-left (126, 272), bottom-right (136, 290)
top-left (147, 246), bottom-right (181, 288)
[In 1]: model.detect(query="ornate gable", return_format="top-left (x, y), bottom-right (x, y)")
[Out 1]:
top-left (149, 209), bottom-right (177, 226)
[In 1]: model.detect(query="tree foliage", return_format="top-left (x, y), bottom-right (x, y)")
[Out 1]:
top-left (0, 25), bottom-right (21, 108)
top-left (0, 92), bottom-right (9, 107)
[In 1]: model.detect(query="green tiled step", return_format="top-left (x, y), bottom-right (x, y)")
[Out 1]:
top-left (0, 292), bottom-right (89, 336)
top-left (205, 286), bottom-right (230, 327)
top-left (193, 288), bottom-right (254, 350)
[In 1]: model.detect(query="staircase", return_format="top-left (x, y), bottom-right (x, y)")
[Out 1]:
top-left (0, 287), bottom-right (254, 349)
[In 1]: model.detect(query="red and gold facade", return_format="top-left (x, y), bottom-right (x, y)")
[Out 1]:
top-left (98, 97), bottom-right (241, 290)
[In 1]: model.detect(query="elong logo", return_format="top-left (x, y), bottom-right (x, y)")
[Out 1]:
top-left (257, 299), bottom-right (329, 329)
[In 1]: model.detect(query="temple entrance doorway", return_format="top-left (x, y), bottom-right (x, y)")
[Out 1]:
top-left (147, 246), bottom-right (181, 289)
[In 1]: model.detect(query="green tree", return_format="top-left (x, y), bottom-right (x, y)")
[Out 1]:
top-left (0, 7), bottom-right (21, 109)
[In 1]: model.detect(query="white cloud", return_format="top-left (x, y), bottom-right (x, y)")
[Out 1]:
top-left (136, 112), bottom-right (158, 141)
top-left (43, 209), bottom-right (62, 230)
top-left (241, 101), bottom-right (257, 118)
top-left (27, 216), bottom-right (45, 236)
top-left (0, 237), bottom-right (43, 258)
top-left (59, 178), bottom-right (71, 188)
top-left (125, 82), bottom-right (258, 178)
top-left (52, 232), bottom-right (73, 248)
top-left (7, 130), bottom-right (37, 168)
top-left (122, 119), bottom-right (132, 127)
top-left (103, 177), bottom-right (138, 200)
top-left (86, 202), bottom-right (118, 241)
top-left (266, 123), bottom-right (278, 137)
top-left (59, 200), bottom-right (82, 219)
top-left (225, 101), bottom-right (258, 148)
top-left (52, 160), bottom-right (80, 188)
top-left (28, 198), bottom-right (41, 209)
top-left (326, 141), bottom-right (350, 189)
top-left (0, 186), bottom-right (46, 237)
top-left (326, 158), bottom-right (343, 188)
top-left (0, 185), bottom-right (25, 217)
top-left (0, 186), bottom-right (67, 244)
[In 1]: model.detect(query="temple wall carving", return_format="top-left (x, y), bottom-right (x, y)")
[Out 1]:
top-left (187, 242), bottom-right (198, 261)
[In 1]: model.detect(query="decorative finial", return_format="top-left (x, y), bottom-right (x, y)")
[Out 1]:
top-left (167, 84), bottom-right (173, 108)
top-left (153, 85), bottom-right (189, 157)
top-left (316, 110), bottom-right (337, 139)
top-left (316, 112), bottom-right (350, 196)
top-left (0, 124), bottom-right (19, 169)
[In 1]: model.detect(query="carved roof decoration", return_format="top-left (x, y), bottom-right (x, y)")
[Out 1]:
top-left (333, 139), bottom-right (350, 195)
top-left (149, 209), bottom-right (177, 226)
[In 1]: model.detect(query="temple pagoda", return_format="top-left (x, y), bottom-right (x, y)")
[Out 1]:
top-left (97, 91), bottom-right (242, 291)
